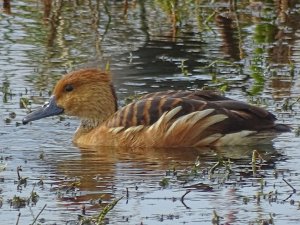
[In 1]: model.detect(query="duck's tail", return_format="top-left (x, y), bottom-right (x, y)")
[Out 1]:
top-left (273, 123), bottom-right (291, 132)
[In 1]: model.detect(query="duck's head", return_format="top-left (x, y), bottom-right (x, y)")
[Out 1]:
top-left (23, 69), bottom-right (117, 125)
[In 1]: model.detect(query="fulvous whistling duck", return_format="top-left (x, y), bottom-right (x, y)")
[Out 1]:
top-left (23, 69), bottom-right (290, 147)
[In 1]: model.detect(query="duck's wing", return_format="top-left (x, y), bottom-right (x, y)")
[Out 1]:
top-left (105, 95), bottom-right (278, 132)
top-left (139, 90), bottom-right (232, 101)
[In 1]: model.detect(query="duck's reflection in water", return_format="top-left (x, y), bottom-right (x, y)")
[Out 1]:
top-left (55, 144), bottom-right (281, 207)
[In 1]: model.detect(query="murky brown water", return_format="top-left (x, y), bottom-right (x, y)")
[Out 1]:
top-left (1, 1), bottom-right (300, 224)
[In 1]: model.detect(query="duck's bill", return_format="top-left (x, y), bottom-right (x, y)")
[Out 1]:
top-left (22, 96), bottom-right (64, 125)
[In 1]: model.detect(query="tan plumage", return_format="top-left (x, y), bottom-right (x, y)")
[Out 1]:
top-left (22, 69), bottom-right (290, 147)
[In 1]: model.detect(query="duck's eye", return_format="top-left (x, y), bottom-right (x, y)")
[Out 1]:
top-left (64, 84), bottom-right (74, 92)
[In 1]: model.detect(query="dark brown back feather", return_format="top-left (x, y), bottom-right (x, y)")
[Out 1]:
top-left (140, 90), bottom-right (231, 101)
top-left (105, 90), bottom-right (289, 133)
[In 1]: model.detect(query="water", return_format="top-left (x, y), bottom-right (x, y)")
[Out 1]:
top-left (1, 0), bottom-right (300, 224)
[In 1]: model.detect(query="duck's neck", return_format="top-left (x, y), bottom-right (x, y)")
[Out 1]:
top-left (74, 115), bottom-right (114, 143)
top-left (73, 83), bottom-right (118, 141)
top-left (80, 118), bottom-right (105, 130)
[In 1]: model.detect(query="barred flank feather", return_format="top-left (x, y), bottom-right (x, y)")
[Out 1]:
top-left (84, 106), bottom-right (284, 147)
top-left (149, 109), bottom-right (228, 147)
top-left (101, 107), bottom-right (260, 147)
top-left (95, 106), bottom-right (240, 147)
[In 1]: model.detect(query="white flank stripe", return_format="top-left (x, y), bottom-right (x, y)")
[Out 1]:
top-left (109, 127), bottom-right (124, 134)
top-left (193, 133), bottom-right (222, 146)
top-left (124, 125), bottom-right (144, 133)
top-left (165, 109), bottom-right (215, 137)
top-left (148, 106), bottom-right (182, 132)
top-left (214, 130), bottom-right (257, 146)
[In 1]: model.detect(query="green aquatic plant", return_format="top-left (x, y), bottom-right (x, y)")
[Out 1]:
top-left (8, 195), bottom-right (27, 209)
top-left (243, 196), bottom-right (250, 204)
top-left (39, 151), bottom-right (45, 160)
top-left (211, 209), bottom-right (220, 225)
top-left (248, 47), bottom-right (267, 95)
top-left (30, 186), bottom-right (40, 204)
top-left (186, 155), bottom-right (202, 176)
top-left (9, 111), bottom-right (16, 119)
top-left (295, 126), bottom-right (300, 137)
top-left (79, 196), bottom-right (124, 225)
top-left (19, 97), bottom-right (31, 109)
top-left (17, 166), bottom-right (28, 187)
top-left (0, 162), bottom-right (7, 172)
top-left (289, 61), bottom-right (295, 78)
top-left (205, 59), bottom-right (240, 69)
top-left (252, 150), bottom-right (264, 177)
top-left (124, 93), bottom-right (142, 105)
top-left (155, 0), bottom-right (179, 20)
top-left (202, 60), bottom-right (241, 92)
top-left (174, 156), bottom-right (206, 183)
top-left (1, 81), bottom-right (12, 103)
top-left (180, 59), bottom-right (189, 76)
top-left (159, 177), bottom-right (170, 188)
top-left (209, 74), bottom-right (229, 92)
top-left (254, 23), bottom-right (278, 44)
top-left (96, 196), bottom-right (123, 224)
top-left (105, 61), bottom-right (110, 72)
top-left (4, 118), bottom-right (11, 124)
top-left (281, 97), bottom-right (300, 111)
top-left (209, 159), bottom-right (232, 176)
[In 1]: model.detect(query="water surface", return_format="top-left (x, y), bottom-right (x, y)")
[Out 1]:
top-left (1, 1), bottom-right (300, 224)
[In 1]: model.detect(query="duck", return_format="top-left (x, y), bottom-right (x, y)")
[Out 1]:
top-left (22, 68), bottom-right (290, 147)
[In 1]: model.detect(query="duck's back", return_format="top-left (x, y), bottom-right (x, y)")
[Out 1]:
top-left (95, 90), bottom-right (290, 147)
top-left (106, 90), bottom-right (276, 130)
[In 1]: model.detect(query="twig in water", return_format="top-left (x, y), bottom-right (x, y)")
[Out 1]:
top-left (283, 193), bottom-right (294, 202)
top-left (180, 190), bottom-right (191, 209)
top-left (16, 212), bottom-right (21, 225)
top-left (283, 178), bottom-right (296, 193)
top-left (17, 166), bottom-right (22, 180)
top-left (126, 187), bottom-right (129, 198)
top-left (81, 205), bottom-right (86, 215)
top-left (31, 204), bottom-right (47, 225)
